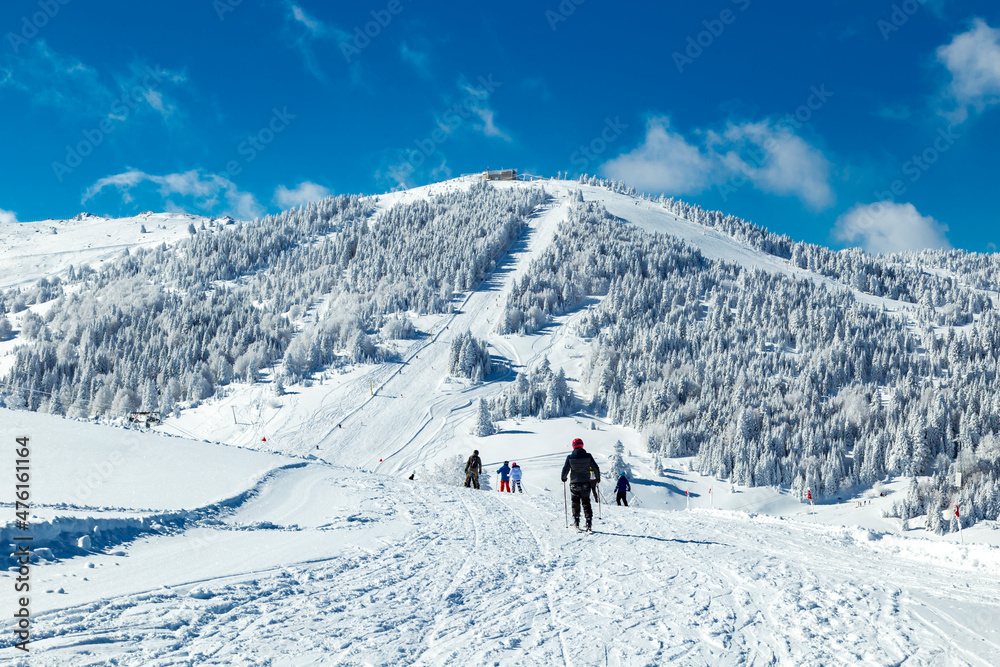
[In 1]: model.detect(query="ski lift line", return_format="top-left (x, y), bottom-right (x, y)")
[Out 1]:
top-left (157, 420), bottom-right (203, 441)
top-left (324, 208), bottom-right (537, 438)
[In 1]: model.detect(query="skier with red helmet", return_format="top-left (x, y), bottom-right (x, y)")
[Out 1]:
top-left (561, 437), bottom-right (600, 531)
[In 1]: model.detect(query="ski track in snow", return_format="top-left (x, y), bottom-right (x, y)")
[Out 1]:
top-left (19, 463), bottom-right (1000, 666)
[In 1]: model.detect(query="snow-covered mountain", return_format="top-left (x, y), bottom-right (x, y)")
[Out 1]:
top-left (0, 210), bottom-right (221, 290)
top-left (3, 175), bottom-right (1000, 664)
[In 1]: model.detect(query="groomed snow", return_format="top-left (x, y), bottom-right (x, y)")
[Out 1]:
top-left (8, 456), bottom-right (1000, 665)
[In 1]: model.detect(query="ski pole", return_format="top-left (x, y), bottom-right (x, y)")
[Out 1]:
top-left (564, 481), bottom-right (568, 528)
top-left (597, 483), bottom-right (602, 520)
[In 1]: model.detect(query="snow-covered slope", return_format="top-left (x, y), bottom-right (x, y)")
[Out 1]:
top-left (4, 178), bottom-right (1000, 664)
top-left (0, 210), bottom-right (218, 289)
top-left (5, 410), bottom-right (1000, 665)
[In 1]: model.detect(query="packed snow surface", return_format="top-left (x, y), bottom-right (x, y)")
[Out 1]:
top-left (5, 436), bottom-right (1000, 665)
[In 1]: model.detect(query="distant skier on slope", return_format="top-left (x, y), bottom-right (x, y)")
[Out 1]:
top-left (510, 462), bottom-right (523, 493)
top-left (465, 450), bottom-right (483, 489)
top-left (561, 438), bottom-right (600, 531)
top-left (615, 473), bottom-right (631, 506)
top-left (497, 461), bottom-right (512, 493)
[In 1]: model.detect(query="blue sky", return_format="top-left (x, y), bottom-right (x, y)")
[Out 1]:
top-left (2, 0), bottom-right (999, 253)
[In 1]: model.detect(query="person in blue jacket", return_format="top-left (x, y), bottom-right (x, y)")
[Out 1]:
top-left (497, 461), bottom-right (512, 493)
top-left (615, 472), bottom-right (631, 506)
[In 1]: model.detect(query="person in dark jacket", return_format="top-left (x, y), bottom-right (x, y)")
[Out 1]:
top-left (497, 461), bottom-right (512, 493)
top-left (615, 473), bottom-right (631, 506)
top-left (465, 450), bottom-right (482, 489)
top-left (560, 438), bottom-right (600, 531)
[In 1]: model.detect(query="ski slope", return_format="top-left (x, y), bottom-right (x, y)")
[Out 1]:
top-left (5, 420), bottom-right (1000, 665)
top-left (4, 178), bottom-right (1000, 664)
top-left (0, 211), bottom-right (218, 290)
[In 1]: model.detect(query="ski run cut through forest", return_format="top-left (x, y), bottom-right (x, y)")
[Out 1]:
top-left (3, 176), bottom-right (1000, 665)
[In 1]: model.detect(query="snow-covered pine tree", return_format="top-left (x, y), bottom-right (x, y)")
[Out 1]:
top-left (608, 440), bottom-right (632, 478)
top-left (472, 398), bottom-right (496, 437)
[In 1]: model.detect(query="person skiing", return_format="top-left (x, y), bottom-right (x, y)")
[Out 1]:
top-left (497, 461), bottom-right (512, 493)
top-left (510, 462), bottom-right (523, 493)
top-left (615, 472), bottom-right (631, 506)
top-left (561, 438), bottom-right (600, 531)
top-left (465, 450), bottom-right (482, 489)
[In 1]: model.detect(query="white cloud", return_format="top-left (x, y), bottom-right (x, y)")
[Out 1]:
top-left (719, 120), bottom-right (834, 210)
top-left (289, 4), bottom-right (324, 35)
top-left (601, 116), bottom-right (834, 209)
top-left (937, 18), bottom-right (1000, 122)
top-left (603, 117), bottom-right (714, 193)
top-left (0, 208), bottom-right (18, 224)
top-left (471, 105), bottom-right (511, 142)
top-left (83, 169), bottom-right (264, 219)
top-left (2, 41), bottom-right (188, 131)
top-left (834, 201), bottom-right (951, 254)
top-left (273, 181), bottom-right (332, 209)
top-left (283, 2), bottom-right (348, 81)
top-left (400, 41), bottom-right (430, 76)
top-left (460, 78), bottom-right (512, 142)
top-left (2, 41), bottom-right (105, 114)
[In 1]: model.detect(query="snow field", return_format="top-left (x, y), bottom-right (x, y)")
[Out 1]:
top-left (0, 211), bottom-right (216, 290)
top-left (12, 460), bottom-right (1000, 665)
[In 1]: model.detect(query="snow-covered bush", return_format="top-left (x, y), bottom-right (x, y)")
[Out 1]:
top-left (381, 315), bottom-right (414, 340)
